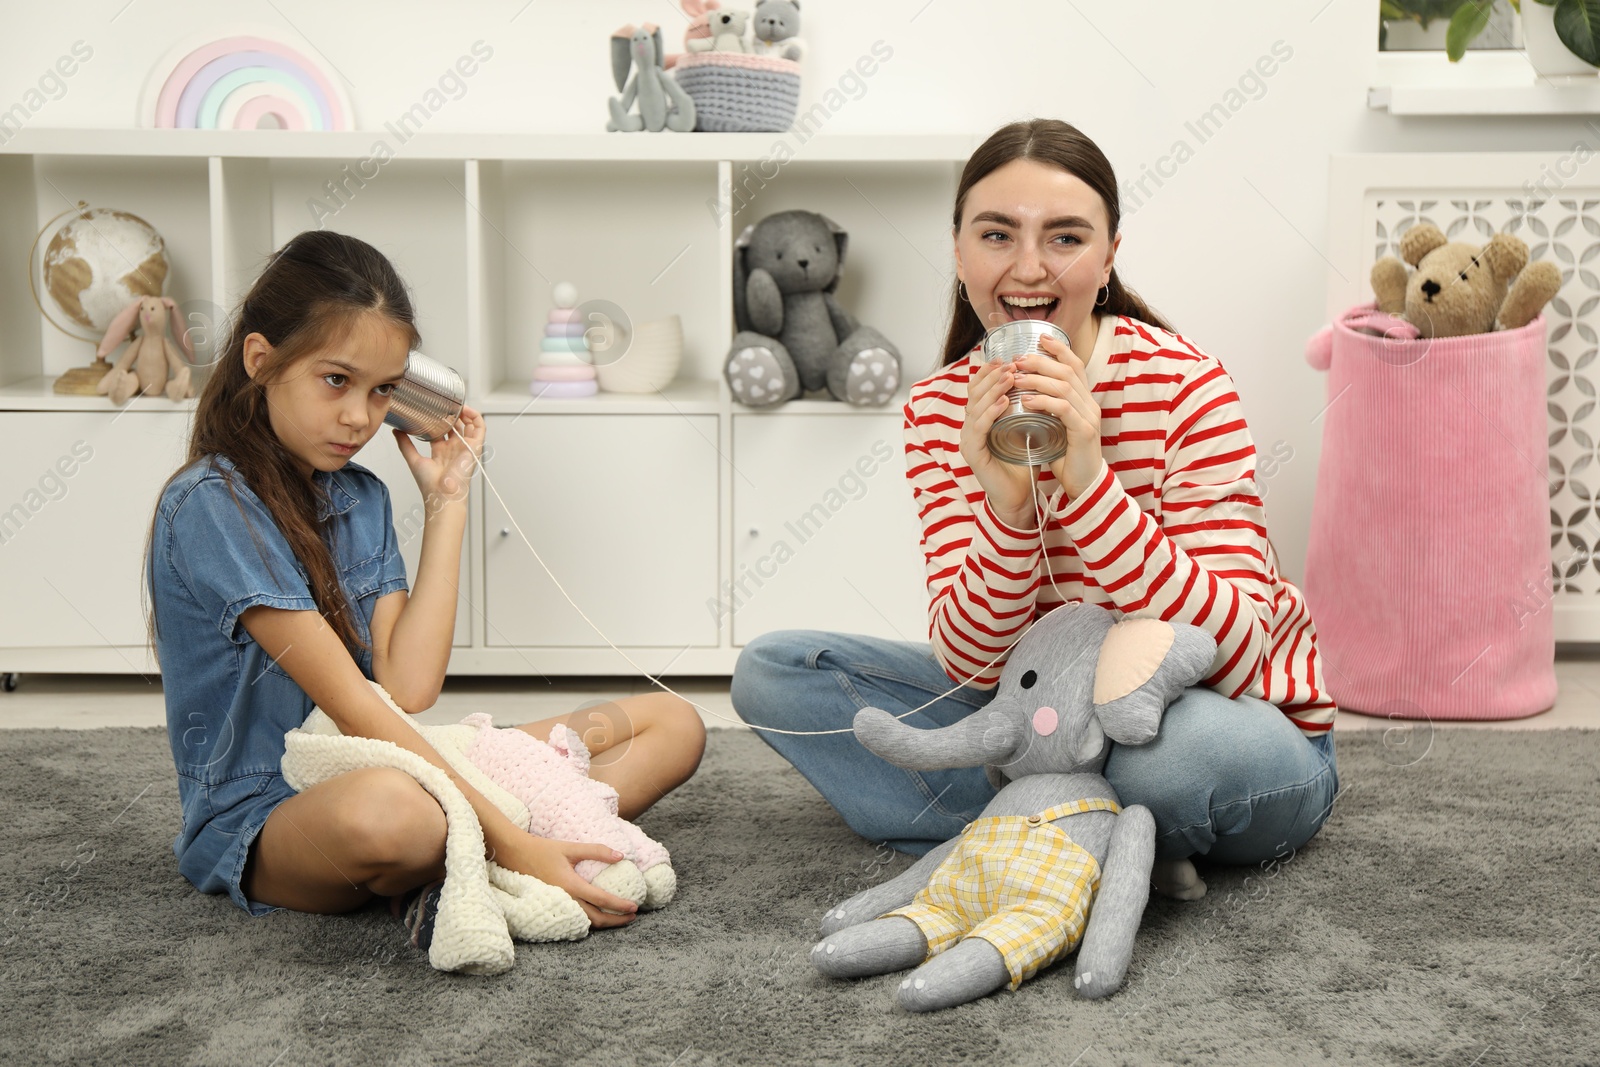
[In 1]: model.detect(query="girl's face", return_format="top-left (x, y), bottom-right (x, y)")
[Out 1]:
top-left (953, 158), bottom-right (1120, 351)
top-left (244, 313), bottom-right (411, 478)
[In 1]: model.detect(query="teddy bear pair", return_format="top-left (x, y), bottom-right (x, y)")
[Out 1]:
top-left (681, 0), bottom-right (805, 62)
top-left (1369, 222), bottom-right (1559, 338)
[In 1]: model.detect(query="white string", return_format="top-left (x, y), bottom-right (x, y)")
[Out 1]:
top-left (456, 431), bottom-right (1058, 737)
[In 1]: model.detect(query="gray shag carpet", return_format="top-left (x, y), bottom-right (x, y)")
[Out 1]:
top-left (1, 725), bottom-right (1596, 1067)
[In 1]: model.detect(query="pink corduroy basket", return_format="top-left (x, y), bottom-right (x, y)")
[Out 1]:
top-left (1302, 302), bottom-right (1557, 721)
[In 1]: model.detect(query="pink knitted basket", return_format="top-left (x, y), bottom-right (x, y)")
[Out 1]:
top-left (1302, 302), bottom-right (1557, 721)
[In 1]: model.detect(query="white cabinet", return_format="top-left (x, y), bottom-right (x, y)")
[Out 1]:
top-left (482, 414), bottom-right (720, 649)
top-left (0, 130), bottom-right (970, 676)
top-left (0, 412), bottom-right (188, 653)
top-left (730, 414), bottom-right (928, 647)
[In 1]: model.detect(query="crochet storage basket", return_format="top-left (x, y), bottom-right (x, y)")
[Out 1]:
top-left (1302, 302), bottom-right (1557, 721)
top-left (673, 52), bottom-right (799, 133)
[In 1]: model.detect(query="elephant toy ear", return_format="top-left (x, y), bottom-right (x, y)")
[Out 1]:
top-left (1091, 617), bottom-right (1217, 746)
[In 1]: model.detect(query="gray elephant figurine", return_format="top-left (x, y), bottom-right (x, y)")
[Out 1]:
top-left (607, 24), bottom-right (697, 133)
top-left (725, 210), bottom-right (901, 407)
top-left (811, 602), bottom-right (1216, 1012)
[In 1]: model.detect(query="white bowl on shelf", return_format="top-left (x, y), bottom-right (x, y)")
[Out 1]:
top-left (595, 314), bottom-right (682, 394)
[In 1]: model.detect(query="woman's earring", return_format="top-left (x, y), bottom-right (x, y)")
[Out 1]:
top-left (1096, 284), bottom-right (1110, 307)
top-left (958, 280), bottom-right (969, 303)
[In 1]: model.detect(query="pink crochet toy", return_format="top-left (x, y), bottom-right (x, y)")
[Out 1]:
top-left (663, 0), bottom-right (720, 68)
top-left (461, 714), bottom-right (675, 908)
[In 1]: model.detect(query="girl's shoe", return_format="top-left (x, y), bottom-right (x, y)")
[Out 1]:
top-left (397, 879), bottom-right (445, 950)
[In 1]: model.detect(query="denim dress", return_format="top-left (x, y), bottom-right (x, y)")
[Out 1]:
top-left (149, 453), bottom-right (409, 916)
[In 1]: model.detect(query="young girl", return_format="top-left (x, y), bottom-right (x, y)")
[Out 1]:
top-left (732, 119), bottom-right (1338, 900)
top-left (146, 229), bottom-right (705, 937)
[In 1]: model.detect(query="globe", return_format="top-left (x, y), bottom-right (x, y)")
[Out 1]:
top-left (38, 205), bottom-right (168, 334)
top-left (30, 203), bottom-right (170, 394)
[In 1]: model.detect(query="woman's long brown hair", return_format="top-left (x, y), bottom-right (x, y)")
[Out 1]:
top-left (143, 229), bottom-right (420, 664)
top-left (941, 119), bottom-right (1174, 367)
top-left (941, 121), bottom-right (1286, 576)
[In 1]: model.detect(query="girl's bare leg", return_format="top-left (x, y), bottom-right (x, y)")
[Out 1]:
top-left (243, 766), bottom-right (447, 914)
top-left (512, 691), bottom-right (706, 820)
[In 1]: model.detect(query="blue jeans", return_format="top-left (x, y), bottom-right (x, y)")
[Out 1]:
top-left (731, 630), bottom-right (1339, 866)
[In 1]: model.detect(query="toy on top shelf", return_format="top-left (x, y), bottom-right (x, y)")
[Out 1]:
top-left (668, 0), bottom-right (801, 131)
top-left (606, 24), bottom-right (697, 133)
top-left (663, 0), bottom-right (721, 67)
top-left (532, 282), bottom-right (598, 399)
top-left (750, 0), bottom-right (805, 61)
top-left (96, 296), bottom-right (196, 405)
top-left (686, 8), bottom-right (751, 53)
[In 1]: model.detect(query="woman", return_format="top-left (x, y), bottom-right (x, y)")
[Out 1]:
top-left (731, 119), bottom-right (1337, 900)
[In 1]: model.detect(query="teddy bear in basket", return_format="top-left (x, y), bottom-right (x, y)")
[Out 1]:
top-left (1370, 223), bottom-right (1560, 338)
top-left (724, 209), bottom-right (901, 407)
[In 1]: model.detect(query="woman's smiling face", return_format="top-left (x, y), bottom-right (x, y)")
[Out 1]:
top-left (953, 158), bottom-right (1119, 350)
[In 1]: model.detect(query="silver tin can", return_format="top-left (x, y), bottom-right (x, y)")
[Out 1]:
top-left (384, 350), bottom-right (465, 441)
top-left (980, 319), bottom-right (1070, 465)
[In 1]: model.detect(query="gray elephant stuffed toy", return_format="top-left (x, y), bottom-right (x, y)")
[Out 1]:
top-left (811, 602), bottom-right (1217, 1012)
top-left (725, 210), bottom-right (902, 407)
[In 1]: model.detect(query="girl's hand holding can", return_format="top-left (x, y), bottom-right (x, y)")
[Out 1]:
top-left (394, 404), bottom-right (487, 504)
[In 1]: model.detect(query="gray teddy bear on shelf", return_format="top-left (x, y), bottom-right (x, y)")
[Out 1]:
top-left (725, 210), bottom-right (901, 407)
top-left (811, 601), bottom-right (1217, 1012)
top-left (750, 0), bottom-right (805, 60)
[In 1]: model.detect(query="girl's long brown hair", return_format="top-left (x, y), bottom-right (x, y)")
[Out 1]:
top-left (942, 119), bottom-right (1174, 367)
top-left (144, 229), bottom-right (420, 664)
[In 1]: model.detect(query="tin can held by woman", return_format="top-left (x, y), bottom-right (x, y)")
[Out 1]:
top-left (384, 351), bottom-right (466, 441)
top-left (980, 319), bottom-right (1070, 465)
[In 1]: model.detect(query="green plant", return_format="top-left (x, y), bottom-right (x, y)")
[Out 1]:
top-left (1378, 0), bottom-right (1513, 60)
top-left (1530, 0), bottom-right (1600, 66)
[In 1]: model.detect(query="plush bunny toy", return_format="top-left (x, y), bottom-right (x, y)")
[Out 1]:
top-left (812, 602), bottom-right (1216, 1012)
top-left (96, 296), bottom-right (195, 405)
top-left (607, 24), bottom-right (697, 133)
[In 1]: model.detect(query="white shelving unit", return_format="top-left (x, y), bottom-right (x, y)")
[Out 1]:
top-left (0, 129), bottom-right (978, 677)
top-left (1367, 50), bottom-right (1600, 115)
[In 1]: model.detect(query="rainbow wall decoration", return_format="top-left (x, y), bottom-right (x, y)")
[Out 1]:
top-left (141, 35), bottom-right (353, 130)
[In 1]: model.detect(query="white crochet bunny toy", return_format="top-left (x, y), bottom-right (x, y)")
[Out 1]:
top-left (282, 680), bottom-right (675, 975)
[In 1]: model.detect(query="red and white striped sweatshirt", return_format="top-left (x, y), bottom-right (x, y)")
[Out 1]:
top-left (904, 313), bottom-right (1337, 737)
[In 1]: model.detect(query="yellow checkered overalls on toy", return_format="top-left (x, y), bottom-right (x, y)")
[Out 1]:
top-left (882, 797), bottom-right (1122, 989)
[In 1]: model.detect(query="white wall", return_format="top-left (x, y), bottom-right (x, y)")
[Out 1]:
top-left (1, 0), bottom-right (1576, 583)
